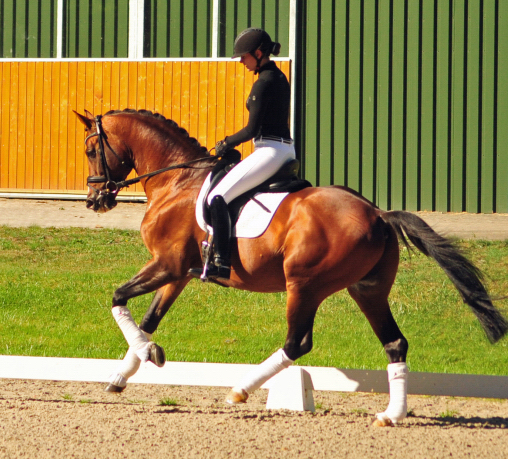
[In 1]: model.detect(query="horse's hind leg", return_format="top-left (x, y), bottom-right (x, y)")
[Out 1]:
top-left (347, 239), bottom-right (409, 426)
top-left (226, 289), bottom-right (319, 404)
top-left (106, 279), bottom-right (189, 392)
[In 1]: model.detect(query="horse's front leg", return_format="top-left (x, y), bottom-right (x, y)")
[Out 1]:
top-left (105, 262), bottom-right (188, 392)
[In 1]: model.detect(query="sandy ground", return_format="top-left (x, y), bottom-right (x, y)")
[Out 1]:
top-left (1, 197), bottom-right (508, 458)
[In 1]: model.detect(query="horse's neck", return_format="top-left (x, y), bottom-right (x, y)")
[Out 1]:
top-left (139, 153), bottom-right (209, 204)
top-left (125, 135), bottom-right (207, 196)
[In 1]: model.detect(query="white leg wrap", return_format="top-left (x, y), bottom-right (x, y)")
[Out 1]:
top-left (108, 331), bottom-right (153, 387)
top-left (232, 349), bottom-right (294, 394)
top-left (376, 362), bottom-right (408, 424)
top-left (112, 306), bottom-right (151, 362)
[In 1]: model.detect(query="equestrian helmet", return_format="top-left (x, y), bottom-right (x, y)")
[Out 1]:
top-left (232, 28), bottom-right (275, 58)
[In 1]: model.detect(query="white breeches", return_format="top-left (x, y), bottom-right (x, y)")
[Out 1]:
top-left (207, 139), bottom-right (296, 205)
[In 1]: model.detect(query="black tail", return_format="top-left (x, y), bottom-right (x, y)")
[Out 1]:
top-left (381, 210), bottom-right (508, 344)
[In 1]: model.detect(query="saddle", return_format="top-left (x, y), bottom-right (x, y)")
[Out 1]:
top-left (201, 149), bottom-right (312, 228)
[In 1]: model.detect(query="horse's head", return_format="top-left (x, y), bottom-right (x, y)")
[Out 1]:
top-left (74, 110), bottom-right (133, 213)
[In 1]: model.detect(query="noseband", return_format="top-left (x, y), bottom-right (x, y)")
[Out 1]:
top-left (85, 115), bottom-right (217, 197)
top-left (85, 115), bottom-right (126, 196)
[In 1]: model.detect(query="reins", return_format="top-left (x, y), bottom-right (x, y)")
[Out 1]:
top-left (86, 115), bottom-right (218, 195)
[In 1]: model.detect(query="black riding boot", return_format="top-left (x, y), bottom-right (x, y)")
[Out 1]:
top-left (189, 195), bottom-right (231, 280)
top-left (208, 195), bottom-right (232, 278)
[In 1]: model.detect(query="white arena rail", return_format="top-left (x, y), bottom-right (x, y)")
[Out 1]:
top-left (1, 355), bottom-right (507, 412)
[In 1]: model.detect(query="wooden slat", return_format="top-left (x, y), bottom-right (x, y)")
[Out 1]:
top-left (318, 0), bottom-right (334, 187)
top-left (102, 62), bottom-right (112, 111)
top-left (59, 63), bottom-right (69, 190)
top-left (497, 0), bottom-right (508, 212)
top-left (390, 0), bottom-right (405, 210)
top-left (405, 0), bottom-right (420, 211)
top-left (137, 61), bottom-right (147, 110)
top-left (207, 61), bottom-right (218, 149)
top-left (9, 62), bottom-right (18, 188)
top-left (41, 62), bottom-right (52, 189)
top-left (171, 61), bottom-right (182, 127)
top-left (75, 61), bottom-right (88, 189)
top-left (25, 62), bottom-right (36, 189)
top-left (67, 62), bottom-right (78, 190)
top-left (0, 63), bottom-right (9, 187)
top-left (162, 62), bottom-right (173, 120)
top-left (33, 62), bottom-right (44, 190)
top-left (420, 0), bottom-right (435, 211)
top-left (17, 62), bottom-right (27, 188)
top-left (215, 62), bottom-right (227, 142)
top-left (198, 61), bottom-right (210, 148)
top-left (347, 0), bottom-right (362, 192)
top-left (480, 2), bottom-right (496, 213)
top-left (376, 0), bottom-right (391, 210)
top-left (50, 62), bottom-right (60, 189)
top-left (435, 0), bottom-right (451, 212)
top-left (146, 61), bottom-right (157, 112)
top-left (465, 0), bottom-right (481, 213)
top-left (189, 61), bottom-right (200, 140)
top-left (361, 0), bottom-right (376, 201)
top-left (450, 0), bottom-right (466, 211)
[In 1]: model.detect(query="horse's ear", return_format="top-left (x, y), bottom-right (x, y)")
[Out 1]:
top-left (73, 110), bottom-right (93, 130)
top-left (84, 109), bottom-right (94, 120)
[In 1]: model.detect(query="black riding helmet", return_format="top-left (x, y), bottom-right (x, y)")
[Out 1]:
top-left (232, 28), bottom-right (281, 58)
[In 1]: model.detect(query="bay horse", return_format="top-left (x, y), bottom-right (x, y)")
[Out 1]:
top-left (75, 109), bottom-right (507, 426)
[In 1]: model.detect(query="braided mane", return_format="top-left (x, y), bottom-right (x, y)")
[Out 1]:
top-left (104, 108), bottom-right (209, 155)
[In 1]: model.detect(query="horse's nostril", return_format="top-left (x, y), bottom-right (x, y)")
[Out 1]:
top-left (86, 199), bottom-right (94, 209)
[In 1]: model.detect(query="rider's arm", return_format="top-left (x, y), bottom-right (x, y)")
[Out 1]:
top-left (222, 79), bottom-right (270, 149)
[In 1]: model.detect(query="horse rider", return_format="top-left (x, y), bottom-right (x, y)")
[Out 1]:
top-left (190, 28), bottom-right (295, 281)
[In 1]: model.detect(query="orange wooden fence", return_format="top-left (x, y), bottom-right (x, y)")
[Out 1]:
top-left (0, 59), bottom-right (290, 196)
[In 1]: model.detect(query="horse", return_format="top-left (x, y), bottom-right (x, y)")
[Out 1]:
top-left (74, 108), bottom-right (507, 427)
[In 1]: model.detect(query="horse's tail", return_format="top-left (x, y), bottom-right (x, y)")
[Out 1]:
top-left (381, 210), bottom-right (508, 344)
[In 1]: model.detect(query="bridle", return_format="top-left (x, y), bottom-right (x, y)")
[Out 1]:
top-left (85, 115), bottom-right (218, 197)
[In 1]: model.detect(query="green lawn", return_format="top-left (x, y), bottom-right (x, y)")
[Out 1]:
top-left (0, 226), bottom-right (507, 375)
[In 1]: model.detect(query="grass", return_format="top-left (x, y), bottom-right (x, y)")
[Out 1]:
top-left (0, 226), bottom-right (507, 375)
top-left (439, 409), bottom-right (459, 418)
top-left (159, 397), bottom-right (179, 406)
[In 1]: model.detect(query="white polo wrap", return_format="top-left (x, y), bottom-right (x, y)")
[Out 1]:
top-left (233, 348), bottom-right (294, 394)
top-left (376, 362), bottom-right (408, 424)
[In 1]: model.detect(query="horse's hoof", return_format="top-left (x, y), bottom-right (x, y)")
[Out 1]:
top-left (148, 342), bottom-right (166, 368)
top-left (372, 417), bottom-right (394, 427)
top-left (104, 384), bottom-right (125, 393)
top-left (226, 389), bottom-right (248, 404)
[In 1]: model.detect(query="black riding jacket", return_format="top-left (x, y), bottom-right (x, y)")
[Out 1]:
top-left (224, 61), bottom-right (291, 148)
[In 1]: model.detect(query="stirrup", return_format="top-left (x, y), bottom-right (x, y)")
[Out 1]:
top-left (188, 263), bottom-right (230, 281)
top-left (207, 263), bottom-right (231, 280)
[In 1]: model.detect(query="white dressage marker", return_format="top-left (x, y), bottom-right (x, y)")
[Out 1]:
top-left (1, 355), bottom-right (507, 412)
top-left (266, 366), bottom-right (315, 412)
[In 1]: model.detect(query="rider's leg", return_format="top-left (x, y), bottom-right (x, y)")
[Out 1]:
top-left (207, 141), bottom-right (295, 205)
top-left (207, 195), bottom-right (232, 279)
top-left (190, 141), bottom-right (295, 280)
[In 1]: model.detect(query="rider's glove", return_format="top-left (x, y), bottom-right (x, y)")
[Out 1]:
top-left (215, 139), bottom-right (229, 157)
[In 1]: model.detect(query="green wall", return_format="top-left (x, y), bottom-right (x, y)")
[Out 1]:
top-left (296, 0), bottom-right (508, 212)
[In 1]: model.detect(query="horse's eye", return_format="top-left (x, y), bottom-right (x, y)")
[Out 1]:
top-left (86, 149), bottom-right (96, 159)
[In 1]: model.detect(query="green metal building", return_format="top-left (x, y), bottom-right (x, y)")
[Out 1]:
top-left (0, 0), bottom-right (507, 212)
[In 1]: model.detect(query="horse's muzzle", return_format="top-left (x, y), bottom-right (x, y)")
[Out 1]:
top-left (87, 190), bottom-right (118, 213)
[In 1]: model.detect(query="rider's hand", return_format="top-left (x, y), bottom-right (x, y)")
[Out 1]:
top-left (215, 139), bottom-right (229, 157)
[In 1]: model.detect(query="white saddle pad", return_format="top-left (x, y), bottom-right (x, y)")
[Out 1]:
top-left (195, 172), bottom-right (289, 239)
